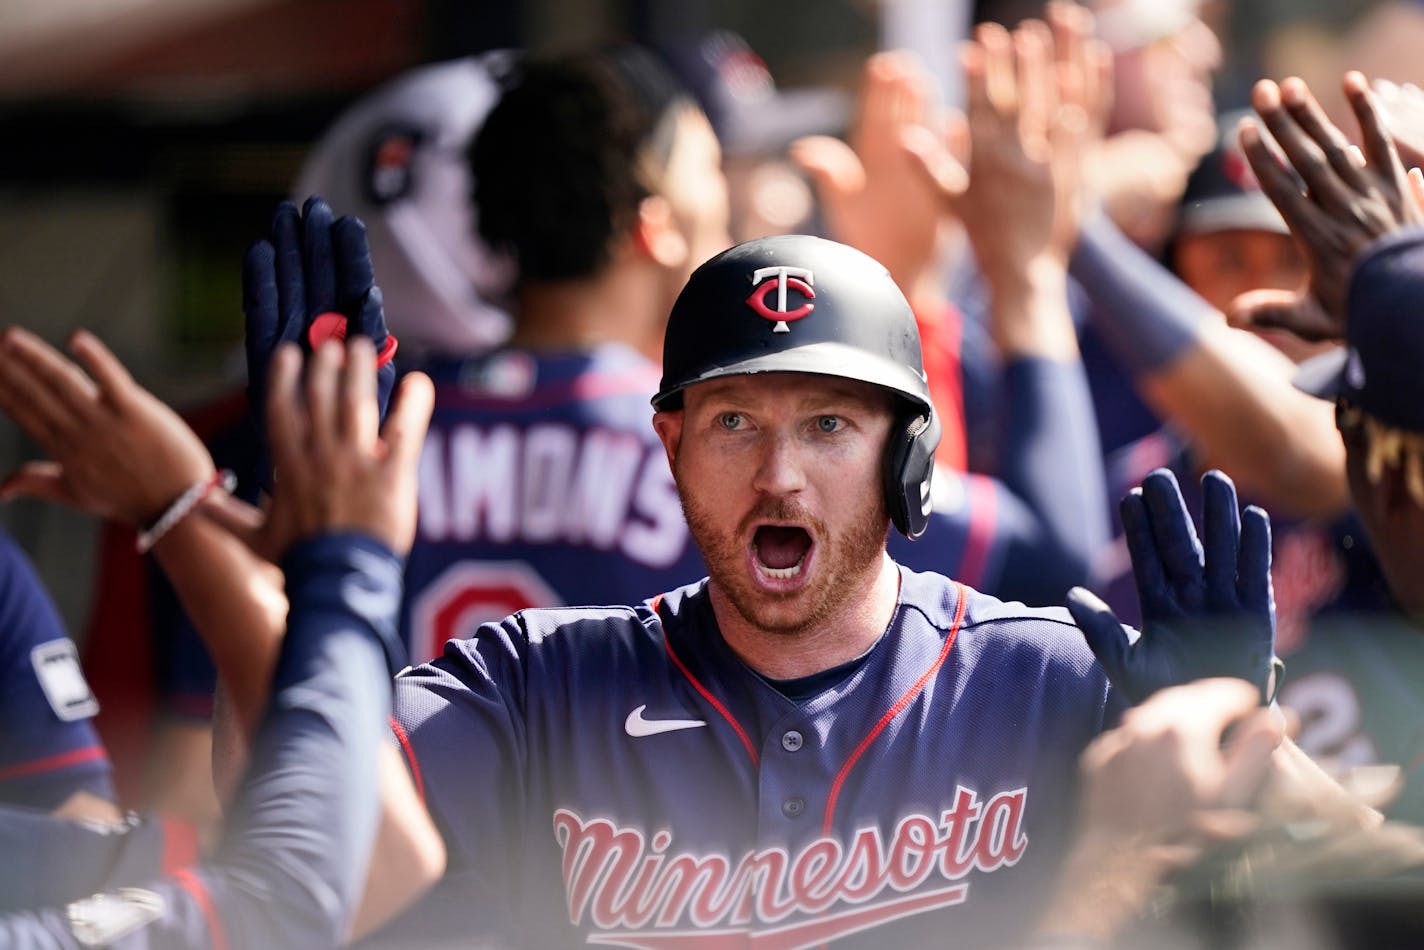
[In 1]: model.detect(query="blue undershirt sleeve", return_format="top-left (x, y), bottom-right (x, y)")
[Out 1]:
top-left (0, 532), bottom-right (406, 949)
top-left (1069, 214), bottom-right (1212, 377)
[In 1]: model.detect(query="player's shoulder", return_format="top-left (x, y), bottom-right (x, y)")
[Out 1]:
top-left (445, 577), bottom-right (707, 656)
top-left (897, 564), bottom-right (1096, 668)
top-left (511, 601), bottom-right (660, 646)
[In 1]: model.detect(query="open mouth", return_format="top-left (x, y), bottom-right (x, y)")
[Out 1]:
top-left (752, 525), bottom-right (813, 581)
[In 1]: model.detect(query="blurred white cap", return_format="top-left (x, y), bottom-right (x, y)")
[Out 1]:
top-left (1093, 0), bottom-right (1201, 54)
top-left (295, 53), bottom-right (517, 356)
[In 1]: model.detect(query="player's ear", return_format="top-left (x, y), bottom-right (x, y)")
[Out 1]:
top-left (652, 409), bottom-right (684, 467)
top-left (633, 194), bottom-right (690, 269)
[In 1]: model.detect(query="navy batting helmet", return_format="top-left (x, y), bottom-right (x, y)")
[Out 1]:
top-left (653, 234), bottom-right (940, 539)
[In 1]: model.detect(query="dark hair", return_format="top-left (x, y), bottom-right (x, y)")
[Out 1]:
top-left (472, 47), bottom-right (694, 283)
top-left (972, 0), bottom-right (1051, 26)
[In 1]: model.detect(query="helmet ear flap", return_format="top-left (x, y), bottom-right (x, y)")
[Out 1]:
top-left (885, 406), bottom-right (940, 539)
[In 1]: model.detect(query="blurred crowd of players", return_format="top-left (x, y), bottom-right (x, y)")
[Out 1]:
top-left (8, 0), bottom-right (1424, 946)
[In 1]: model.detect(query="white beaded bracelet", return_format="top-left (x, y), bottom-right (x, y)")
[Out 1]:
top-left (135, 469), bottom-right (236, 555)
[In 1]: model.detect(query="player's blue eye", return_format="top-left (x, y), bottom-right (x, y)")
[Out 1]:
top-left (718, 412), bottom-right (743, 430)
top-left (816, 416), bottom-right (842, 433)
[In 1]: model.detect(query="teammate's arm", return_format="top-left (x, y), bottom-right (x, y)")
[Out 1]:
top-left (901, 14), bottom-right (1110, 603)
top-left (1062, 67), bottom-right (1356, 520)
top-left (1069, 213), bottom-right (1349, 519)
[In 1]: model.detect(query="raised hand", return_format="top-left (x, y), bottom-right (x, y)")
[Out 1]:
top-left (902, 8), bottom-right (1105, 361)
top-left (261, 337), bottom-right (433, 558)
top-left (1232, 72), bottom-right (1424, 341)
top-left (0, 327), bottom-right (214, 524)
top-left (1067, 468), bottom-right (1279, 704)
top-left (791, 51), bottom-right (950, 302)
top-left (244, 196), bottom-right (398, 489)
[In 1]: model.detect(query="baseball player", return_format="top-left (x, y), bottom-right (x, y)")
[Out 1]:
top-left (1236, 71), bottom-right (1424, 822)
top-left (389, 48), bottom-right (717, 662)
top-left (389, 39), bottom-right (1112, 678)
top-left (359, 233), bottom-right (1277, 948)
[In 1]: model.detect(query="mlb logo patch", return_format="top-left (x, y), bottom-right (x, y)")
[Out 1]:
top-left (31, 639), bottom-right (99, 722)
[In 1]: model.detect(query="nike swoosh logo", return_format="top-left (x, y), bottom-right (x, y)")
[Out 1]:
top-left (624, 704), bottom-right (707, 737)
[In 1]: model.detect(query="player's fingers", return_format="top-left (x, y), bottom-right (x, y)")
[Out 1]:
top-left (269, 201), bottom-right (306, 340)
top-left (976, 23), bottom-right (1017, 121)
top-left (0, 332), bottom-right (64, 442)
top-left (302, 196), bottom-right (338, 321)
top-left (242, 239), bottom-right (280, 360)
top-left (1200, 470), bottom-right (1242, 609)
top-left (1219, 707), bottom-right (1286, 810)
top-left (1140, 468), bottom-right (1205, 602)
top-left (1128, 677), bottom-right (1261, 737)
top-left (1345, 70), bottom-right (1409, 183)
top-left (1120, 488), bottom-right (1170, 614)
top-left (1048, 0), bottom-right (1096, 115)
top-left (1014, 20), bottom-right (1055, 156)
top-left (1046, 0), bottom-right (1079, 68)
top-left (265, 343), bottom-right (306, 481)
top-left (1237, 505), bottom-right (1274, 615)
top-left (900, 126), bottom-right (969, 203)
top-left (1410, 166), bottom-right (1424, 213)
top-left (789, 135), bottom-right (866, 204)
top-left (305, 338), bottom-right (342, 460)
top-left (1066, 586), bottom-right (1138, 701)
top-left (0, 327), bottom-right (100, 443)
top-left (961, 40), bottom-right (992, 139)
top-left (891, 52), bottom-right (931, 129)
top-left (333, 215), bottom-right (385, 342)
top-left (1255, 79), bottom-right (1359, 217)
top-left (1227, 288), bottom-right (1343, 342)
top-left (68, 330), bottom-right (137, 408)
top-left (381, 372), bottom-right (435, 482)
top-left (1238, 118), bottom-right (1329, 248)
top-left (854, 52), bottom-right (920, 151)
top-left (340, 336), bottom-right (379, 453)
top-left (1278, 76), bottom-right (1371, 192)
top-left (0, 461), bottom-right (78, 507)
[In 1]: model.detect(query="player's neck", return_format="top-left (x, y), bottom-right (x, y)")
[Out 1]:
top-left (512, 270), bottom-right (663, 359)
top-left (710, 554), bottom-right (901, 681)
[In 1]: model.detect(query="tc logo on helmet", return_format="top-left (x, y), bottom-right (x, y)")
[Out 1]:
top-left (746, 266), bottom-right (815, 333)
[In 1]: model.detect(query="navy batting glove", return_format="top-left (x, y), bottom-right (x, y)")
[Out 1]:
top-left (243, 196), bottom-right (398, 490)
top-left (1067, 468), bottom-right (1280, 704)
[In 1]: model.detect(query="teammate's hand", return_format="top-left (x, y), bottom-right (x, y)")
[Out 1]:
top-left (902, 10), bottom-right (1104, 288)
top-left (0, 327), bottom-right (214, 524)
top-left (261, 337), bottom-right (433, 558)
top-left (1067, 468), bottom-right (1279, 704)
top-left (1231, 72), bottom-right (1424, 342)
top-left (791, 51), bottom-right (949, 303)
top-left (244, 196), bottom-right (398, 489)
top-left (1034, 678), bottom-right (1282, 942)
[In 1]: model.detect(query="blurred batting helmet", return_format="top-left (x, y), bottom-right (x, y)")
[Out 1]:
top-left (653, 234), bottom-right (941, 539)
top-left (296, 54), bottom-right (517, 356)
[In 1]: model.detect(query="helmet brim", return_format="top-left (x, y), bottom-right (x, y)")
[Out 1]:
top-left (652, 341), bottom-right (932, 413)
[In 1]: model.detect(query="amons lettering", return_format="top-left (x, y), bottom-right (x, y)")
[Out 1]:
top-left (418, 422), bottom-right (687, 568)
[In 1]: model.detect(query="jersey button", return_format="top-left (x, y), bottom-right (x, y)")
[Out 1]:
top-left (781, 730), bottom-right (803, 752)
top-left (782, 797), bottom-right (805, 818)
